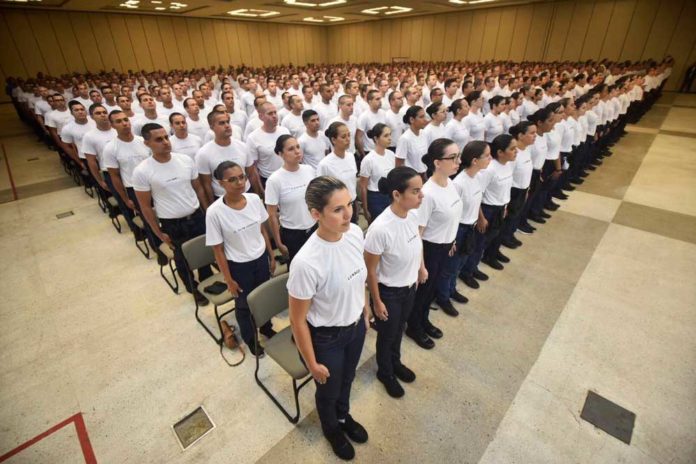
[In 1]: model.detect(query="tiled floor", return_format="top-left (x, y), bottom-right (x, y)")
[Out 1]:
top-left (0, 94), bottom-right (695, 464)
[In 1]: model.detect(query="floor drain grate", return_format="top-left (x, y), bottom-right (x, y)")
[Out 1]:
top-left (580, 390), bottom-right (635, 444)
top-left (56, 211), bottom-right (74, 219)
top-left (172, 406), bottom-right (215, 450)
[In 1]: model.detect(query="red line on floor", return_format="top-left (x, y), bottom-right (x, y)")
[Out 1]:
top-left (0, 412), bottom-right (97, 463)
top-left (1, 143), bottom-right (18, 201)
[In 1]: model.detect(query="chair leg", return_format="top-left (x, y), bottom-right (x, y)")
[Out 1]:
top-left (253, 332), bottom-right (312, 423)
top-left (110, 215), bottom-right (122, 233)
top-left (134, 235), bottom-right (150, 258)
top-left (159, 259), bottom-right (179, 294)
top-left (196, 302), bottom-right (222, 344)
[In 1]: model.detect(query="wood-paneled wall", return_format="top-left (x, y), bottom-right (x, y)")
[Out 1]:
top-left (327, 0), bottom-right (696, 91)
top-left (0, 9), bottom-right (328, 78)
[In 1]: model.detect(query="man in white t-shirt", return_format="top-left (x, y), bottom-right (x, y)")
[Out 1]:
top-left (264, 79), bottom-right (283, 108)
top-left (156, 87), bottom-right (177, 117)
top-left (385, 90), bottom-right (405, 149)
top-left (117, 94), bottom-right (136, 118)
top-left (132, 123), bottom-right (211, 304)
top-left (82, 104), bottom-right (117, 200)
top-left (313, 83), bottom-right (338, 130)
top-left (243, 95), bottom-right (267, 141)
top-left (169, 112), bottom-right (202, 160)
top-left (184, 97), bottom-right (209, 140)
top-left (327, 95), bottom-right (358, 155)
top-left (100, 86), bottom-right (119, 113)
top-left (45, 94), bottom-right (72, 147)
top-left (356, 89), bottom-right (387, 157)
top-left (242, 78), bottom-right (259, 116)
top-left (131, 94), bottom-right (170, 137)
top-left (481, 76), bottom-right (497, 114)
top-left (287, 74), bottom-right (302, 97)
top-left (280, 95), bottom-right (306, 138)
top-left (246, 102), bottom-right (290, 191)
top-left (196, 111), bottom-right (258, 201)
top-left (301, 85), bottom-right (315, 111)
top-left (298, 110), bottom-right (331, 170)
top-left (60, 100), bottom-right (96, 168)
top-left (220, 91), bottom-right (248, 136)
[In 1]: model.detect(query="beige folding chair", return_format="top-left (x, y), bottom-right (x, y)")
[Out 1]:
top-left (158, 242), bottom-right (179, 294)
top-left (248, 273), bottom-right (312, 423)
top-left (181, 235), bottom-right (235, 345)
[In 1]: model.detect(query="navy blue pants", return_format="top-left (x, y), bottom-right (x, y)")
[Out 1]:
top-left (374, 284), bottom-right (416, 380)
top-left (408, 240), bottom-right (451, 335)
top-left (227, 252), bottom-right (273, 347)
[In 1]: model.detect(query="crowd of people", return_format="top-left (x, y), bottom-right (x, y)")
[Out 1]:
top-left (6, 56), bottom-right (672, 460)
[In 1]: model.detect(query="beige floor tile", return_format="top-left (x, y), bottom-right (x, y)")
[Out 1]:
top-left (623, 133), bottom-right (696, 217)
top-left (660, 107), bottom-right (696, 134)
top-left (558, 190), bottom-right (622, 222)
top-left (613, 201), bottom-right (696, 244)
top-left (672, 93), bottom-right (696, 108)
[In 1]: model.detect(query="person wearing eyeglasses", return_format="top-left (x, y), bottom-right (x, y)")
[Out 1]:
top-left (265, 135), bottom-right (317, 265)
top-left (406, 138), bottom-right (462, 350)
top-left (206, 160), bottom-right (278, 357)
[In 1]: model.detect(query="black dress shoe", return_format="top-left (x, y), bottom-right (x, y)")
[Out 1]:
top-left (552, 192), bottom-right (569, 200)
top-left (473, 269), bottom-right (489, 281)
top-left (510, 236), bottom-right (523, 247)
top-left (193, 290), bottom-right (209, 306)
top-left (482, 257), bottom-right (504, 270)
top-left (394, 364), bottom-right (416, 383)
top-left (544, 201), bottom-right (559, 211)
top-left (540, 210), bottom-right (552, 218)
top-left (528, 214), bottom-right (547, 224)
top-left (587, 165), bottom-right (597, 171)
top-left (260, 326), bottom-right (277, 339)
top-left (496, 251), bottom-right (510, 263)
top-left (501, 238), bottom-right (519, 249)
top-left (451, 290), bottom-right (468, 304)
top-left (460, 274), bottom-right (479, 289)
top-left (438, 300), bottom-right (459, 317)
top-left (424, 322), bottom-right (443, 339)
top-left (378, 375), bottom-right (404, 398)
top-left (406, 329), bottom-right (435, 349)
top-left (570, 177), bottom-right (584, 185)
top-left (517, 222), bottom-right (534, 234)
top-left (562, 184), bottom-right (576, 191)
top-left (580, 170), bottom-right (590, 177)
top-left (340, 415), bottom-right (369, 443)
top-left (591, 159), bottom-right (603, 166)
top-left (326, 430), bottom-right (355, 461)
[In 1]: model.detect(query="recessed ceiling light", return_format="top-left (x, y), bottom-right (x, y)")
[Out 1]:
top-left (467, 0), bottom-right (494, 3)
top-left (227, 8), bottom-right (280, 17)
top-left (285, 0), bottom-right (346, 6)
top-left (303, 15), bottom-right (344, 22)
top-left (362, 5), bottom-right (412, 15)
top-left (155, 6), bottom-right (166, 10)
top-left (449, 0), bottom-right (468, 4)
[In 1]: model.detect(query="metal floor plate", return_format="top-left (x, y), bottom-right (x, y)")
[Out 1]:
top-left (172, 406), bottom-right (215, 450)
top-left (580, 390), bottom-right (636, 445)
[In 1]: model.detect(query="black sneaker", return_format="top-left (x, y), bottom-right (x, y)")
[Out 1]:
top-left (325, 430), bottom-right (355, 461)
top-left (405, 328), bottom-right (435, 349)
top-left (473, 269), bottom-right (489, 281)
top-left (460, 274), bottom-right (479, 289)
top-left (394, 364), bottom-right (416, 383)
top-left (496, 251), bottom-right (510, 263)
top-left (378, 375), bottom-right (404, 398)
top-left (193, 290), bottom-right (209, 306)
top-left (437, 300), bottom-right (459, 317)
top-left (451, 290), bottom-right (468, 304)
top-left (482, 257), bottom-right (504, 270)
top-left (259, 326), bottom-right (277, 339)
top-left (424, 322), bottom-right (443, 339)
top-left (339, 415), bottom-right (368, 443)
top-left (517, 223), bottom-right (535, 235)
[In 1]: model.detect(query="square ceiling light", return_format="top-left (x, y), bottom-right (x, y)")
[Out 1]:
top-left (303, 15), bottom-right (344, 22)
top-left (362, 5), bottom-right (412, 15)
top-left (227, 8), bottom-right (280, 17)
top-left (285, 0), bottom-right (347, 6)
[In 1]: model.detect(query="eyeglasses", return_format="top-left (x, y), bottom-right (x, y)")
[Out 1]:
top-left (221, 173), bottom-right (247, 184)
top-left (441, 154), bottom-right (460, 161)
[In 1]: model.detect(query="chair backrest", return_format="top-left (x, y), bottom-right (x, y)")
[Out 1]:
top-left (181, 234), bottom-right (215, 271)
top-left (248, 273), bottom-right (290, 327)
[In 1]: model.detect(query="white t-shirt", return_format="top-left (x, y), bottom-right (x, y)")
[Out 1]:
top-left (186, 116), bottom-right (209, 139)
top-left (264, 165), bottom-right (316, 230)
top-left (195, 139), bottom-right (252, 195)
top-left (287, 223), bottom-right (366, 327)
top-left (464, 111), bottom-right (485, 141)
top-left (45, 109), bottom-right (72, 134)
top-left (205, 193), bottom-right (268, 263)
top-left (60, 119), bottom-right (96, 159)
top-left (241, 91), bottom-right (256, 116)
top-left (453, 170), bottom-right (483, 225)
top-left (314, 100), bottom-right (338, 129)
top-left (544, 129), bottom-right (561, 161)
top-left (170, 133), bottom-right (202, 160)
top-left (298, 132), bottom-right (331, 169)
top-left (511, 146), bottom-right (533, 189)
top-left (530, 134), bottom-right (548, 170)
top-left (416, 178), bottom-right (461, 244)
top-left (395, 128), bottom-right (428, 174)
top-left (247, 126), bottom-right (290, 179)
top-left (280, 112), bottom-right (305, 138)
top-left (131, 153), bottom-right (200, 219)
top-left (102, 136), bottom-right (151, 188)
top-left (445, 117), bottom-right (470, 150)
top-left (385, 109), bottom-right (405, 146)
top-left (483, 112), bottom-right (504, 143)
top-left (82, 127), bottom-right (117, 171)
top-left (357, 109), bottom-right (387, 152)
top-left (359, 150), bottom-right (396, 191)
top-left (229, 110), bottom-right (248, 135)
top-left (243, 116), bottom-right (263, 141)
top-left (478, 159), bottom-right (513, 205)
top-left (131, 114), bottom-right (171, 137)
top-left (422, 122), bottom-right (447, 148)
top-left (316, 152), bottom-right (358, 200)
top-left (364, 207), bottom-right (422, 287)
top-left (34, 99), bottom-right (52, 118)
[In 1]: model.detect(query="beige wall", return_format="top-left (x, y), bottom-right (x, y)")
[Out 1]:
top-left (0, 9), bottom-right (328, 78)
top-left (326, 0), bottom-right (696, 91)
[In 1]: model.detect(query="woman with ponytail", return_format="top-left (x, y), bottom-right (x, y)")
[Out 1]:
top-left (359, 123), bottom-right (396, 222)
top-left (444, 98), bottom-right (471, 150)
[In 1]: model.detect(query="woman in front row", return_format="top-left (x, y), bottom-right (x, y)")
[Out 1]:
top-left (206, 161), bottom-right (277, 357)
top-left (406, 138), bottom-right (462, 350)
top-left (365, 167), bottom-right (427, 398)
top-left (265, 135), bottom-right (317, 265)
top-left (288, 177), bottom-right (370, 461)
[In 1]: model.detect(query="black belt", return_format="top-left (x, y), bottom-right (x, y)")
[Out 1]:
top-left (308, 316), bottom-right (362, 334)
top-left (159, 210), bottom-right (201, 223)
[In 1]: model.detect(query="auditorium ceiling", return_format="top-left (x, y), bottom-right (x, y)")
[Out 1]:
top-left (0, 0), bottom-right (542, 24)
